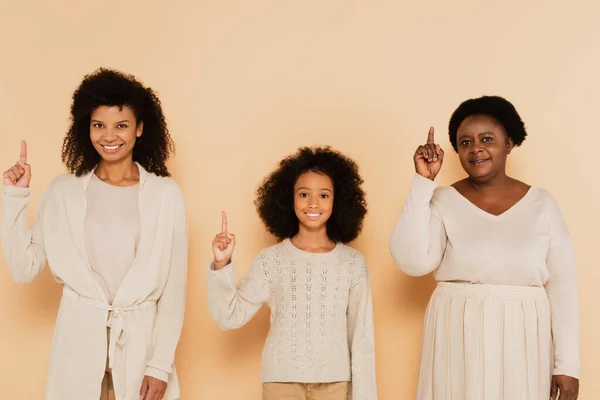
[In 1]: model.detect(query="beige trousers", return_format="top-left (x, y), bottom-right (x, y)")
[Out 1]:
top-left (262, 382), bottom-right (350, 400)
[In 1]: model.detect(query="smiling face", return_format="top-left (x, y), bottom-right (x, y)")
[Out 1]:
top-left (456, 114), bottom-right (514, 183)
top-left (89, 105), bottom-right (143, 164)
top-left (293, 171), bottom-right (334, 232)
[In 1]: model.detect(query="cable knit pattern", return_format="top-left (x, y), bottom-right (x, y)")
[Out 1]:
top-left (206, 239), bottom-right (377, 399)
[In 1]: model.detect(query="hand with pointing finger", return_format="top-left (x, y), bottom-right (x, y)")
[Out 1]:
top-left (414, 127), bottom-right (444, 181)
top-left (212, 211), bottom-right (236, 270)
top-left (3, 140), bottom-right (32, 188)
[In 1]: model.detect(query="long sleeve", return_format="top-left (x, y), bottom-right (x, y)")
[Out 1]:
top-left (347, 260), bottom-right (377, 400)
top-left (390, 173), bottom-right (447, 276)
top-left (1, 185), bottom-right (51, 284)
top-left (145, 194), bottom-right (188, 382)
top-left (542, 191), bottom-right (580, 378)
top-left (206, 252), bottom-right (270, 331)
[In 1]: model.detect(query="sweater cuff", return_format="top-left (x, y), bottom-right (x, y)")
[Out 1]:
top-left (2, 185), bottom-right (30, 197)
top-left (206, 259), bottom-right (234, 272)
top-left (206, 260), bottom-right (236, 289)
top-left (144, 366), bottom-right (169, 383)
top-left (410, 173), bottom-right (438, 201)
top-left (553, 365), bottom-right (580, 379)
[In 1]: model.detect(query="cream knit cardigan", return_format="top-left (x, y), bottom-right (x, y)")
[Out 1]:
top-left (0, 164), bottom-right (188, 400)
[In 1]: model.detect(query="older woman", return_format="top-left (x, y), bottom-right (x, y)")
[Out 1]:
top-left (390, 96), bottom-right (579, 400)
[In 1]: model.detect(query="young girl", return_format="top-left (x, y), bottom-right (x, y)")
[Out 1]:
top-left (207, 147), bottom-right (377, 400)
top-left (1, 68), bottom-right (187, 400)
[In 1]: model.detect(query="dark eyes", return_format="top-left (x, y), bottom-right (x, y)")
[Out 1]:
top-left (459, 137), bottom-right (493, 147)
top-left (91, 123), bottom-right (128, 129)
top-left (298, 192), bottom-right (330, 198)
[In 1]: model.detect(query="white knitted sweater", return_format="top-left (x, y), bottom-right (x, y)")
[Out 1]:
top-left (206, 239), bottom-right (377, 399)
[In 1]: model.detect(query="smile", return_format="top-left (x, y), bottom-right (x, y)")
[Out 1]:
top-left (469, 159), bottom-right (489, 165)
top-left (101, 144), bottom-right (124, 153)
top-left (305, 212), bottom-right (322, 220)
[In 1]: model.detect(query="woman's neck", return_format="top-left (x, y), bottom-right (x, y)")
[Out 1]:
top-left (95, 159), bottom-right (139, 186)
top-left (466, 173), bottom-right (516, 194)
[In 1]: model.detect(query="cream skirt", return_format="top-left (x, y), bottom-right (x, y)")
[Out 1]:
top-left (416, 282), bottom-right (553, 400)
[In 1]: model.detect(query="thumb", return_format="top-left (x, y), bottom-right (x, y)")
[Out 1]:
top-left (435, 144), bottom-right (444, 158)
top-left (139, 376), bottom-right (149, 399)
top-left (550, 377), bottom-right (558, 399)
top-left (20, 162), bottom-right (31, 176)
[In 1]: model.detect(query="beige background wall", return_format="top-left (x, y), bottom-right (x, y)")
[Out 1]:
top-left (0, 0), bottom-right (598, 398)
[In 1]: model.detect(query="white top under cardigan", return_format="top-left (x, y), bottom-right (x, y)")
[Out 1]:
top-left (206, 239), bottom-right (378, 400)
top-left (0, 164), bottom-right (188, 400)
top-left (390, 173), bottom-right (580, 378)
top-left (85, 173), bottom-right (140, 304)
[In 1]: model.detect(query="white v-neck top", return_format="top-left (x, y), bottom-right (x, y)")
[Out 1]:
top-left (390, 173), bottom-right (580, 378)
top-left (84, 173), bottom-right (140, 304)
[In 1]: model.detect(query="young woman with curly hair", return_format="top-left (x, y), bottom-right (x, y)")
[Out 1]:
top-left (1, 68), bottom-right (187, 400)
top-left (207, 147), bottom-right (377, 400)
top-left (390, 96), bottom-right (580, 400)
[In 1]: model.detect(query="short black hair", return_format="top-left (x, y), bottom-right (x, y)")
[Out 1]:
top-left (448, 95), bottom-right (527, 152)
top-left (62, 68), bottom-right (174, 176)
top-left (255, 147), bottom-right (367, 243)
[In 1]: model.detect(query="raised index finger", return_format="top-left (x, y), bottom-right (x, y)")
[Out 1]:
top-left (20, 140), bottom-right (27, 164)
top-left (221, 211), bottom-right (228, 233)
top-left (427, 127), bottom-right (435, 145)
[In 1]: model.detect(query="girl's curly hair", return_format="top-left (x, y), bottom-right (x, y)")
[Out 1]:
top-left (61, 68), bottom-right (174, 176)
top-left (255, 147), bottom-right (367, 243)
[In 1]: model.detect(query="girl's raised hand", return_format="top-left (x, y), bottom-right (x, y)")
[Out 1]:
top-left (212, 211), bottom-right (236, 270)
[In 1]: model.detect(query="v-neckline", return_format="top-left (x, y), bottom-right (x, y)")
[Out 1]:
top-left (449, 185), bottom-right (535, 220)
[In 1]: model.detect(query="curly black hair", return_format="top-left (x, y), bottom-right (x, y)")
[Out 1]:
top-left (61, 68), bottom-right (174, 176)
top-left (448, 95), bottom-right (527, 152)
top-left (255, 147), bottom-right (367, 244)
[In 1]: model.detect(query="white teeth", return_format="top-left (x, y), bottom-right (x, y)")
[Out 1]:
top-left (307, 213), bottom-right (320, 217)
top-left (104, 145), bottom-right (120, 150)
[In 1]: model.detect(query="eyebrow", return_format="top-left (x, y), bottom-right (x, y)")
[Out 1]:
top-left (296, 187), bottom-right (332, 192)
top-left (90, 119), bottom-right (131, 124)
top-left (458, 131), bottom-right (496, 139)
